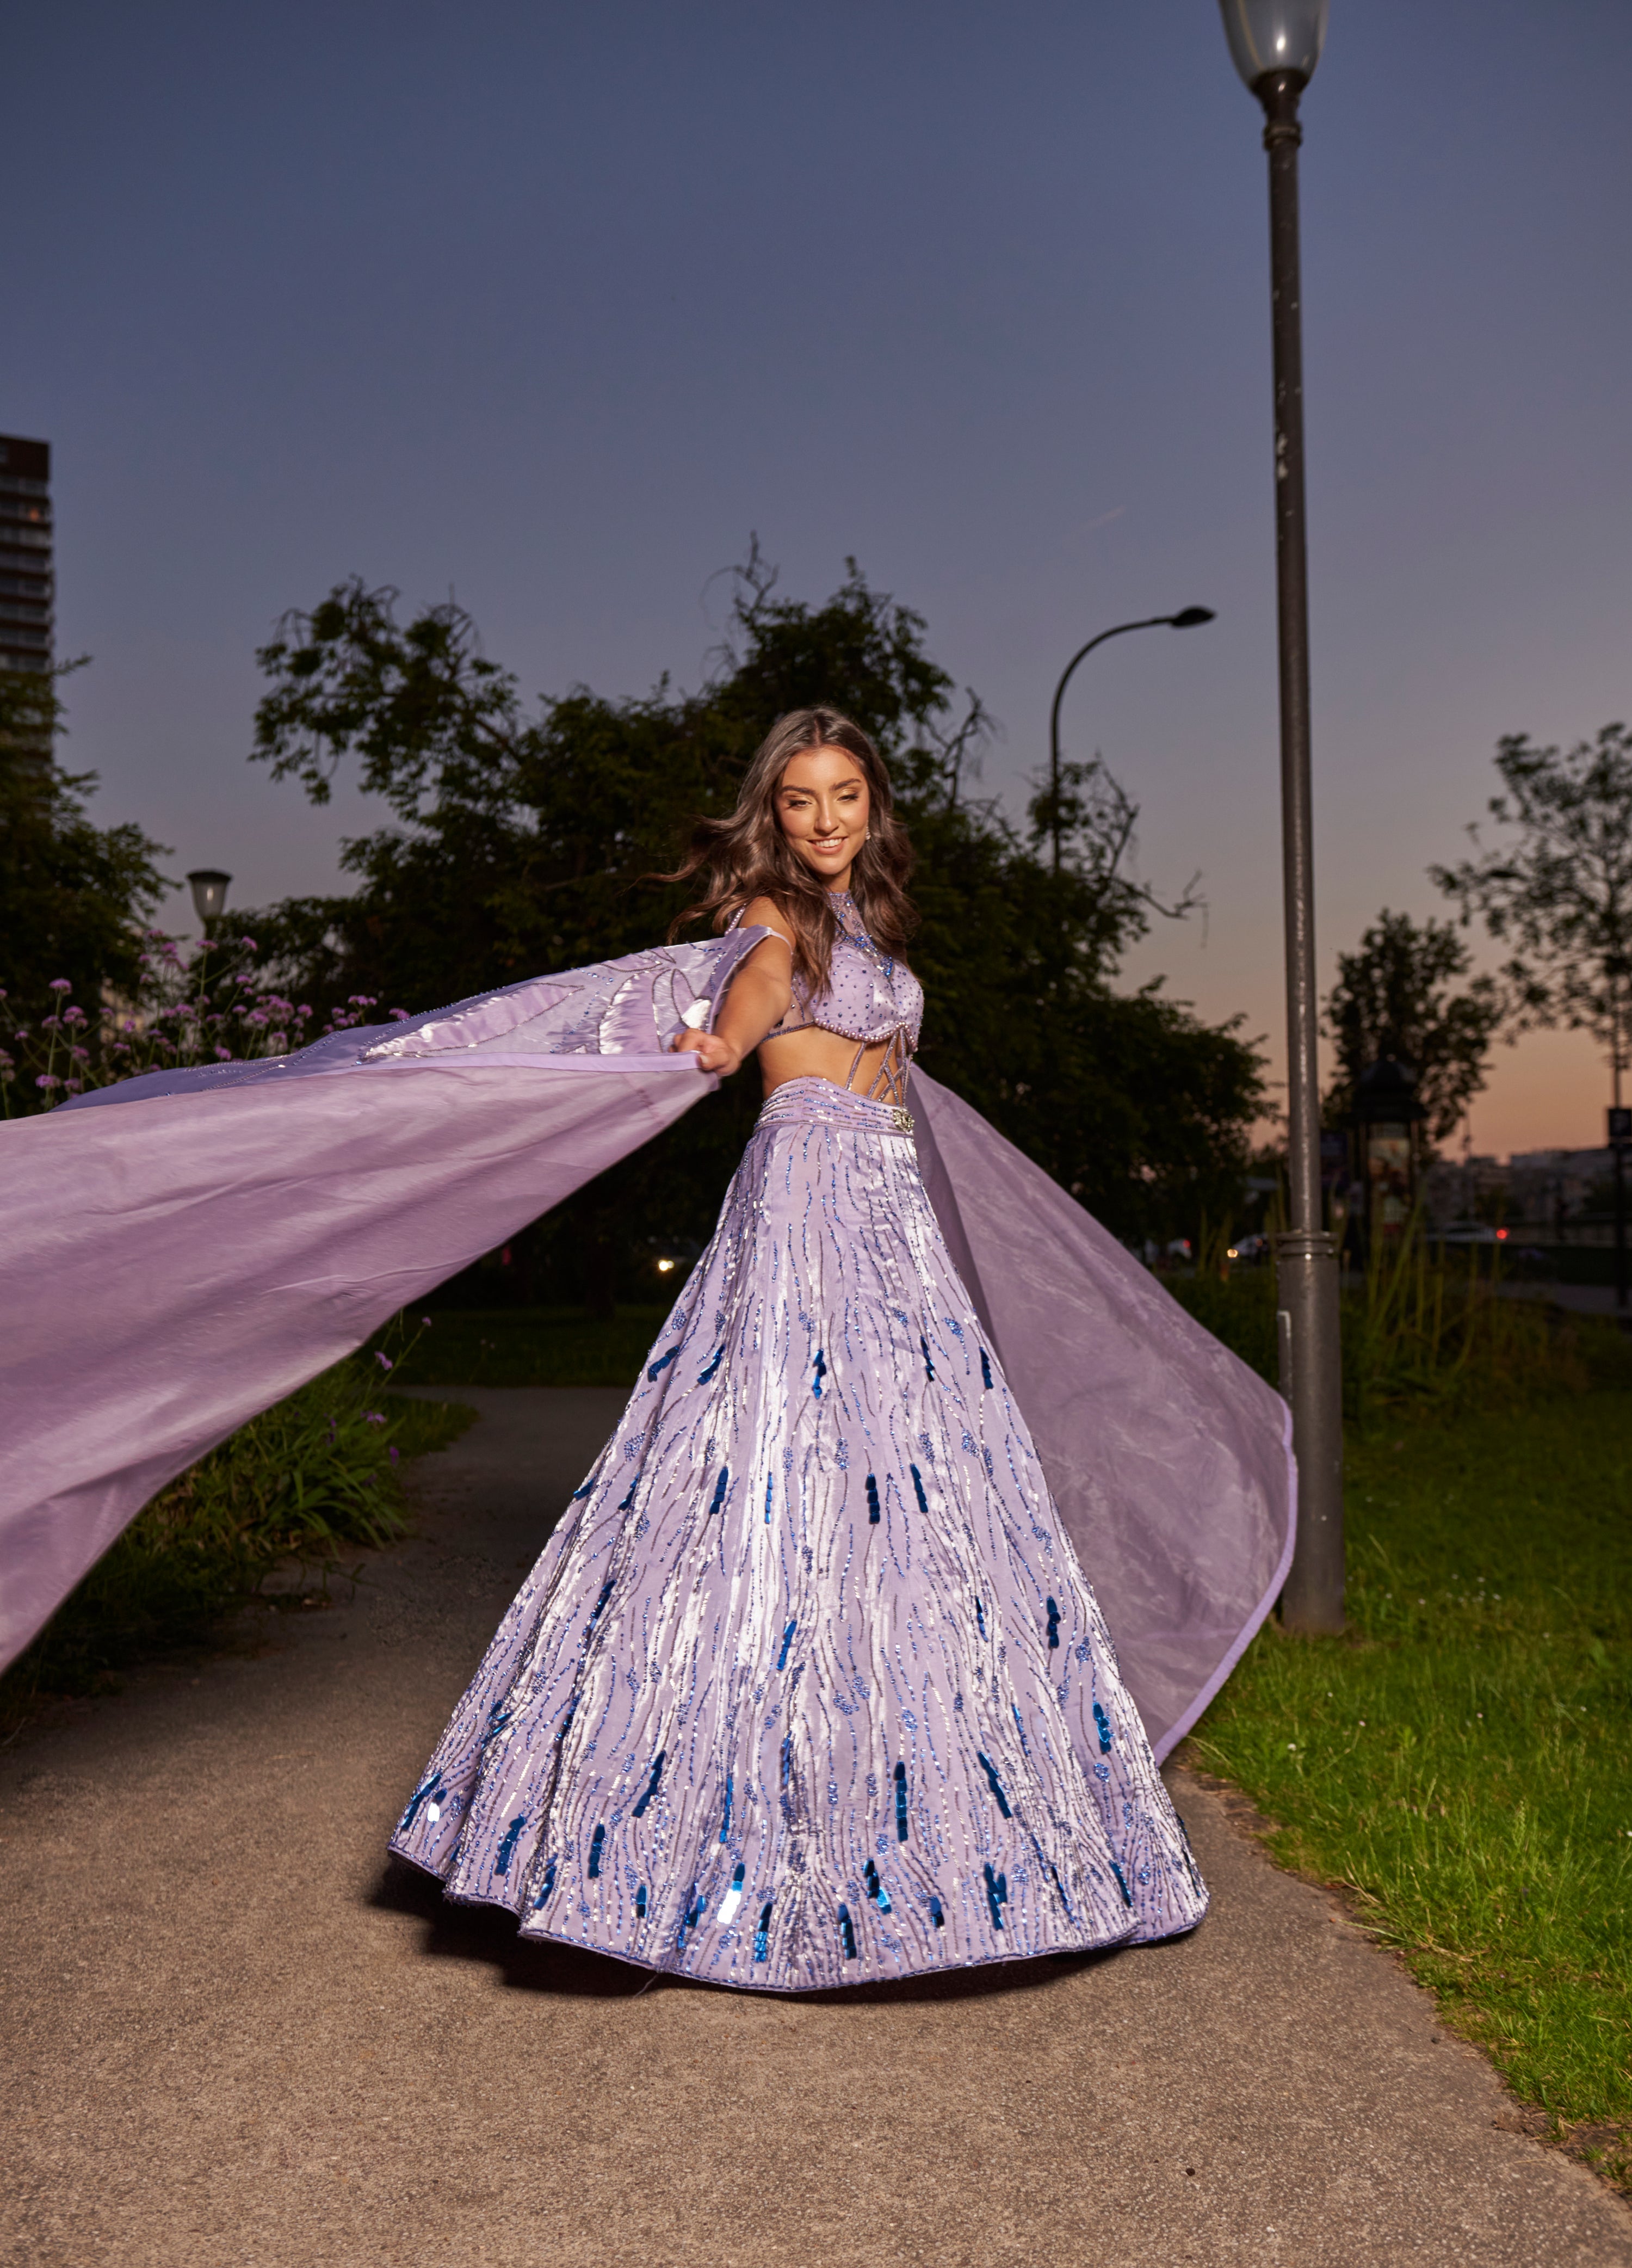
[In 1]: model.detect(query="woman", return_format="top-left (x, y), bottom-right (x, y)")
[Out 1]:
top-left (388, 707), bottom-right (1211, 1991)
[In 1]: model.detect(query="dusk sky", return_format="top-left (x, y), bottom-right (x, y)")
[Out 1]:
top-left (8, 1), bottom-right (1630, 1157)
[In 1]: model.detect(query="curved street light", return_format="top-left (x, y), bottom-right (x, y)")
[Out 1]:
top-left (1047, 608), bottom-right (1216, 874)
top-left (1219, 0), bottom-right (1343, 1635)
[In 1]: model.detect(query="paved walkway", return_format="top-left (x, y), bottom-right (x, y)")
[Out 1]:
top-left (3, 1389), bottom-right (1628, 2267)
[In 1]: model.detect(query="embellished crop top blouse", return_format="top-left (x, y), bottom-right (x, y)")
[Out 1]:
top-left (749, 889), bottom-right (922, 1112)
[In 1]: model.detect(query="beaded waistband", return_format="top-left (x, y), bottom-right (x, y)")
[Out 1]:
top-left (753, 1076), bottom-right (915, 1138)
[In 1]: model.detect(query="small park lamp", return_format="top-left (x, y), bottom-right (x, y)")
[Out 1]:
top-left (1353, 1059), bottom-right (1428, 1255)
top-left (1217, 0), bottom-right (1342, 1635)
top-left (187, 869), bottom-right (232, 932)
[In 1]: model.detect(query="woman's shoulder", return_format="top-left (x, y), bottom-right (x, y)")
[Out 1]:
top-left (739, 895), bottom-right (797, 947)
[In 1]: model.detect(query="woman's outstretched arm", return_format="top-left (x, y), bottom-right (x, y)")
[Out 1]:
top-left (672, 901), bottom-right (794, 1076)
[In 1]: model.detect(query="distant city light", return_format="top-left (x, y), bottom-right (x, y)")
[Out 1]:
top-left (656, 1257), bottom-right (676, 1273)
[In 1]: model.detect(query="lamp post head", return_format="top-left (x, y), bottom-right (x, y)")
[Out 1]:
top-left (187, 868), bottom-right (232, 927)
top-left (1218, 0), bottom-right (1328, 96)
top-left (1169, 607), bottom-right (1217, 630)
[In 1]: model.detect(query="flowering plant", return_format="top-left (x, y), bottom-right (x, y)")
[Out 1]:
top-left (0, 928), bottom-right (403, 1117)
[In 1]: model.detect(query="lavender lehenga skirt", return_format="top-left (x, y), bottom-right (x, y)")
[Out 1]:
top-left (390, 1076), bottom-right (1208, 1990)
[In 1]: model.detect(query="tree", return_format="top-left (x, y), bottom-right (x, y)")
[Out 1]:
top-left (1431, 724), bottom-right (1632, 1105)
top-left (246, 556), bottom-right (1264, 1292)
top-left (1322, 909), bottom-right (1503, 1145)
top-left (0, 664), bottom-right (172, 1057)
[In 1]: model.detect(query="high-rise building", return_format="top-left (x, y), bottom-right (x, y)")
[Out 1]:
top-left (0, 434), bottom-right (54, 677)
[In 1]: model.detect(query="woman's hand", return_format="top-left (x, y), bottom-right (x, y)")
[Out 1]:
top-left (671, 1026), bottom-right (743, 1076)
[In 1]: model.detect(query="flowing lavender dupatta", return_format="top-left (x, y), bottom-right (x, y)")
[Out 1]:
top-left (0, 934), bottom-right (1293, 1761)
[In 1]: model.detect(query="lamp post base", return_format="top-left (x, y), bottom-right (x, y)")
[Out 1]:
top-left (1274, 1227), bottom-right (1345, 1634)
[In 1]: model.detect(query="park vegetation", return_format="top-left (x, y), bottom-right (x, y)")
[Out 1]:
top-left (237, 552), bottom-right (1266, 1293)
top-left (5, 583), bottom-right (1629, 2179)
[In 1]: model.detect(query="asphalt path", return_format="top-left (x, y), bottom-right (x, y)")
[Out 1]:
top-left (2, 1386), bottom-right (1628, 2267)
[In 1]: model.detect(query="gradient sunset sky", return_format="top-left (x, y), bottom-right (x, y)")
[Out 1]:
top-left (7, 1), bottom-right (1630, 1156)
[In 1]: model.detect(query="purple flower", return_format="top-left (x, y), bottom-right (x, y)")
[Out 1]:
top-left (36, 1073), bottom-right (61, 1089)
top-left (375, 1351), bottom-right (393, 1371)
top-left (64, 1078), bottom-right (83, 1093)
top-left (421, 1316), bottom-right (432, 1328)
top-left (364, 1411), bottom-right (387, 1425)
top-left (388, 1008), bottom-right (411, 1022)
top-left (48, 978), bottom-right (72, 994)
top-left (214, 1046), bottom-right (233, 1062)
top-left (388, 1445), bottom-right (400, 1465)
top-left (239, 936), bottom-right (258, 951)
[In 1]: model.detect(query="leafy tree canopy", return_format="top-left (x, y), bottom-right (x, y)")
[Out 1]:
top-left (248, 554), bottom-right (1264, 1284)
top-left (1432, 724), bottom-right (1632, 1082)
top-left (0, 664), bottom-right (172, 1028)
top-left (1322, 908), bottom-right (1503, 1146)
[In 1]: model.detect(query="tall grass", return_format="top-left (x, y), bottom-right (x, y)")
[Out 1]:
top-left (1173, 1221), bottom-right (1599, 1422)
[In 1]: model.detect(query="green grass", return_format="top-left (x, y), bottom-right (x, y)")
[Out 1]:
top-left (379, 1304), bottom-right (672, 1388)
top-left (1186, 1390), bottom-right (1632, 2179)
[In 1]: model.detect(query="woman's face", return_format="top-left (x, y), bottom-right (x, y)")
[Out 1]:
top-left (775, 744), bottom-right (871, 886)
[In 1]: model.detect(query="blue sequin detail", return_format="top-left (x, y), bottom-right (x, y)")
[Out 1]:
top-left (1012, 1702), bottom-right (1030, 1754)
top-left (678, 1885), bottom-right (703, 1943)
top-left (929, 1896), bottom-right (944, 1930)
top-left (894, 1759), bottom-right (908, 1841)
top-left (494, 1814), bottom-right (527, 1876)
top-left (719, 1773), bottom-right (734, 1844)
top-left (863, 1859), bottom-right (892, 1913)
top-left (697, 1345), bottom-right (724, 1384)
top-left (976, 1752), bottom-right (1013, 1818)
top-left (1093, 1702), bottom-right (1112, 1754)
top-left (974, 1597), bottom-right (987, 1638)
top-left (920, 1335), bottom-right (935, 1380)
top-left (910, 1465), bottom-right (929, 1516)
top-left (776, 1620), bottom-right (797, 1671)
top-left (708, 1466), bottom-right (730, 1515)
top-left (646, 1347), bottom-right (678, 1381)
top-left (837, 1903), bottom-right (858, 1959)
top-left (635, 1882), bottom-right (647, 1918)
top-left (632, 1750), bottom-right (666, 1817)
top-left (587, 1580), bottom-right (614, 1629)
top-left (984, 1862), bottom-right (1009, 1931)
top-left (866, 1474), bottom-right (880, 1524)
top-left (765, 1473), bottom-right (775, 1524)
top-left (753, 1900), bottom-right (773, 1961)
top-left (617, 1483), bottom-right (636, 1512)
top-left (554, 1698), bottom-right (578, 1744)
top-left (1046, 1597), bottom-right (1061, 1650)
top-left (980, 1348), bottom-right (993, 1391)
top-left (571, 1481), bottom-right (594, 1500)
top-left (780, 1735), bottom-right (793, 1789)
top-left (399, 1775), bottom-right (444, 1832)
top-left (532, 1857), bottom-right (557, 1909)
top-left (813, 1348), bottom-right (827, 1397)
top-left (587, 1822), bottom-right (605, 1877)
top-left (1109, 1858), bottom-right (1133, 1907)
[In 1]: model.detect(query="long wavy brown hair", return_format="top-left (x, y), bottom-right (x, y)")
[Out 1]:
top-left (665, 707), bottom-right (917, 990)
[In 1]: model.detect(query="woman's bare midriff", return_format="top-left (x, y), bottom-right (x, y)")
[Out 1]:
top-left (756, 1027), bottom-right (895, 1099)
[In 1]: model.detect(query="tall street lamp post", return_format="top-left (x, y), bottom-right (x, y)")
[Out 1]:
top-left (1219, 0), bottom-right (1344, 1634)
top-left (1047, 609), bottom-right (1216, 874)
